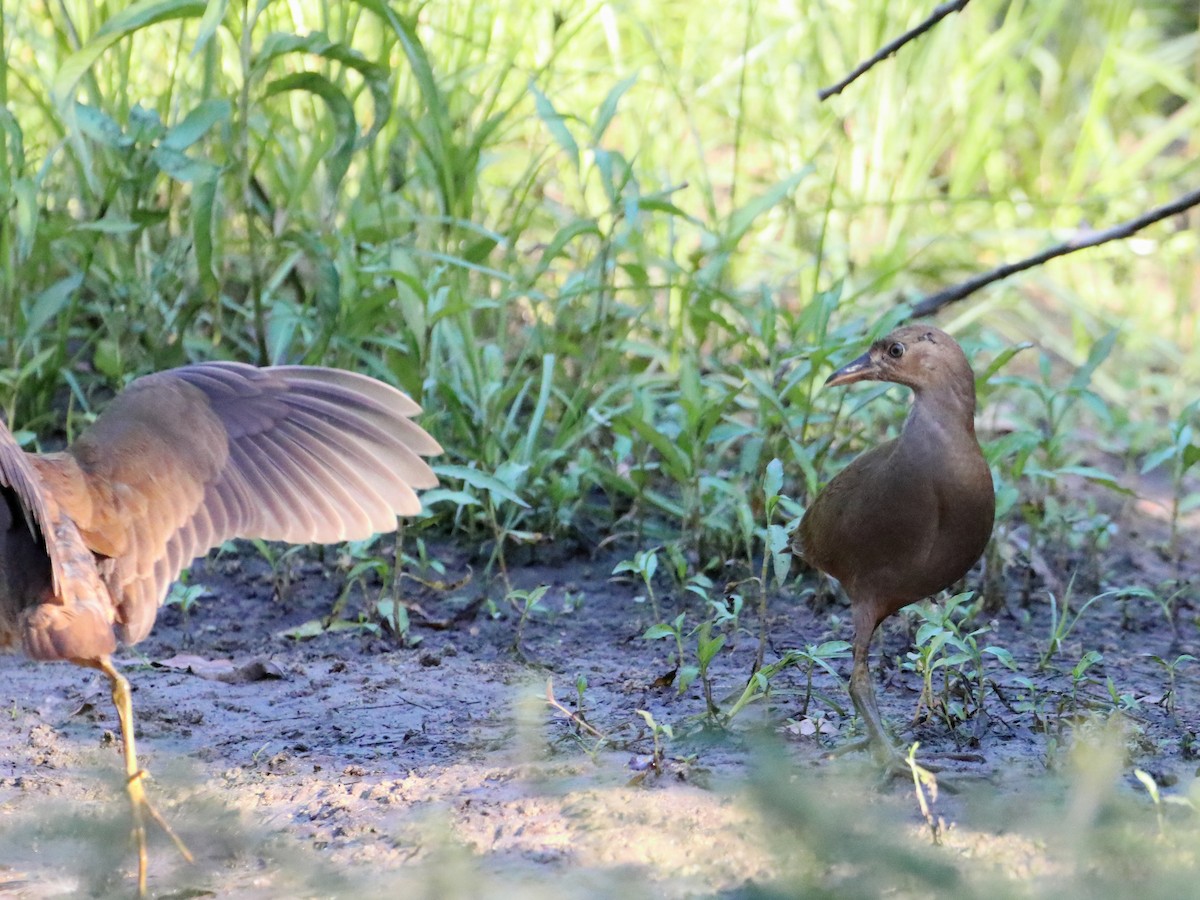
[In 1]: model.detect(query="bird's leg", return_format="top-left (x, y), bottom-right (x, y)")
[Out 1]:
top-left (826, 608), bottom-right (910, 776)
top-left (83, 656), bottom-right (193, 895)
top-left (836, 620), bottom-right (966, 787)
top-left (845, 623), bottom-right (900, 767)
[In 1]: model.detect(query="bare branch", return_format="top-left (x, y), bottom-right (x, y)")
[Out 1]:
top-left (818, 0), bottom-right (972, 101)
top-left (910, 187), bottom-right (1200, 317)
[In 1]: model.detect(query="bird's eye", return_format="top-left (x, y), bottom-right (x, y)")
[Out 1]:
top-left (887, 342), bottom-right (905, 359)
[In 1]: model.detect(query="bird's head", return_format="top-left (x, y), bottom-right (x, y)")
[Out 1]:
top-left (825, 324), bottom-right (975, 395)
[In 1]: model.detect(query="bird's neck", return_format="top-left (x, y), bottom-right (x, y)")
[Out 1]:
top-left (903, 382), bottom-right (979, 450)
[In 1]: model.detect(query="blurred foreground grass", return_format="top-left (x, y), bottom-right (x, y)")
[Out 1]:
top-left (0, 713), bottom-right (1197, 898)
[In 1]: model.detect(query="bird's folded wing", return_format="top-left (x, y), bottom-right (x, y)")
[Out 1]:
top-left (33, 362), bottom-right (441, 644)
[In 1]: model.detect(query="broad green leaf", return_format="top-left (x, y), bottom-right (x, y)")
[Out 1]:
top-left (24, 274), bottom-right (82, 340)
top-left (75, 104), bottom-right (133, 149)
top-left (434, 464), bottom-right (530, 508)
top-left (768, 524), bottom-right (791, 587)
top-left (1184, 443), bottom-right (1200, 472)
top-left (983, 646), bottom-right (1017, 670)
top-left (764, 458), bottom-right (784, 500)
top-left (150, 145), bottom-right (219, 183)
top-left (161, 99), bottom-right (230, 151)
top-left (643, 624), bottom-right (677, 640)
top-left (678, 665), bottom-right (700, 692)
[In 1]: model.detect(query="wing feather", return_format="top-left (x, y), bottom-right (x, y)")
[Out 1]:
top-left (49, 362), bottom-right (439, 645)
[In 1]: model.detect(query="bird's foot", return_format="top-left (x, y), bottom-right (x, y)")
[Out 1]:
top-left (825, 737), bottom-right (975, 793)
top-left (126, 767), bottom-right (193, 896)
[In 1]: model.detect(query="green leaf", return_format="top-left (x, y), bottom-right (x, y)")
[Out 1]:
top-left (643, 624), bottom-right (677, 641)
top-left (678, 665), bottom-right (700, 692)
top-left (592, 74), bottom-right (637, 143)
top-left (192, 175), bottom-right (218, 293)
top-left (353, 0), bottom-right (447, 159)
top-left (93, 338), bottom-right (123, 379)
top-left (768, 524), bottom-right (791, 587)
top-left (764, 458), bottom-right (784, 501)
top-left (433, 464), bottom-right (530, 508)
top-left (408, 488), bottom-right (480, 510)
top-left (54, 0), bottom-right (207, 106)
top-left (725, 166), bottom-right (812, 245)
top-left (810, 641), bottom-right (851, 658)
top-left (1051, 465), bottom-right (1133, 495)
top-left (24, 274), bottom-right (82, 341)
top-left (150, 145), bottom-right (219, 183)
top-left (520, 355), bottom-right (555, 465)
top-left (1139, 445), bottom-right (1175, 475)
top-left (162, 99), bottom-right (230, 151)
top-left (983, 646), bottom-right (1017, 670)
top-left (75, 104), bottom-right (133, 149)
top-left (1068, 329), bottom-right (1118, 392)
top-left (697, 633), bottom-right (726, 667)
top-left (263, 72), bottom-right (356, 192)
top-left (623, 414), bottom-right (691, 480)
top-left (253, 32), bottom-right (391, 148)
top-left (531, 83), bottom-right (579, 171)
top-left (192, 0), bottom-right (228, 57)
top-left (1183, 443), bottom-right (1200, 472)
top-left (977, 341), bottom-right (1034, 385)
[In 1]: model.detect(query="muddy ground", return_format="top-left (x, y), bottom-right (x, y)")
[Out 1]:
top-left (0, 485), bottom-right (1197, 898)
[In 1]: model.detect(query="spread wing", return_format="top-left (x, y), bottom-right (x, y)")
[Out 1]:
top-left (31, 362), bottom-right (441, 645)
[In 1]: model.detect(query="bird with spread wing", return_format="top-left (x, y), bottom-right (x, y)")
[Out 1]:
top-left (0, 362), bottom-right (441, 894)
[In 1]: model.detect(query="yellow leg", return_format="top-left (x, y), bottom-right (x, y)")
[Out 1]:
top-left (84, 657), bottom-right (193, 895)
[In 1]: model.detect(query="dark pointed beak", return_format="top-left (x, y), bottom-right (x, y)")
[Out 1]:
top-left (824, 350), bottom-right (878, 387)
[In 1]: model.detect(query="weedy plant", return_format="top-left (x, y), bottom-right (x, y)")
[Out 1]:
top-left (1149, 654), bottom-right (1195, 717)
top-left (1040, 584), bottom-right (1156, 669)
top-left (162, 577), bottom-right (208, 644)
top-left (901, 593), bottom-right (1017, 733)
top-left (507, 584), bottom-right (550, 659)
top-left (1139, 398), bottom-right (1200, 557)
top-left (613, 548), bottom-right (663, 623)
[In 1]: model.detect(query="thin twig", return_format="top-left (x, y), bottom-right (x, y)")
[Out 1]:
top-left (818, 0), bottom-right (971, 101)
top-left (545, 678), bottom-right (607, 741)
top-left (910, 187), bottom-right (1200, 317)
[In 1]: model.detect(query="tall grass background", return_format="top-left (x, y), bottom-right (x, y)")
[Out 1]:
top-left (3, 0), bottom-right (1198, 559)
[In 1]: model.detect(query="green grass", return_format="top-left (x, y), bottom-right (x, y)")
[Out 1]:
top-left (4, 1), bottom-right (1195, 554)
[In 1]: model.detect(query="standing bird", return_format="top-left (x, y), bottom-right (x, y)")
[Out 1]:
top-left (794, 325), bottom-right (994, 766)
top-left (0, 362), bottom-right (441, 893)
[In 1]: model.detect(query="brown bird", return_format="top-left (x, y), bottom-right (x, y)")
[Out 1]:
top-left (0, 362), bottom-right (440, 893)
top-left (795, 325), bottom-right (994, 766)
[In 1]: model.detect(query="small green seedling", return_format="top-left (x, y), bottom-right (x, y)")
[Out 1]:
top-left (614, 548), bottom-right (662, 622)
